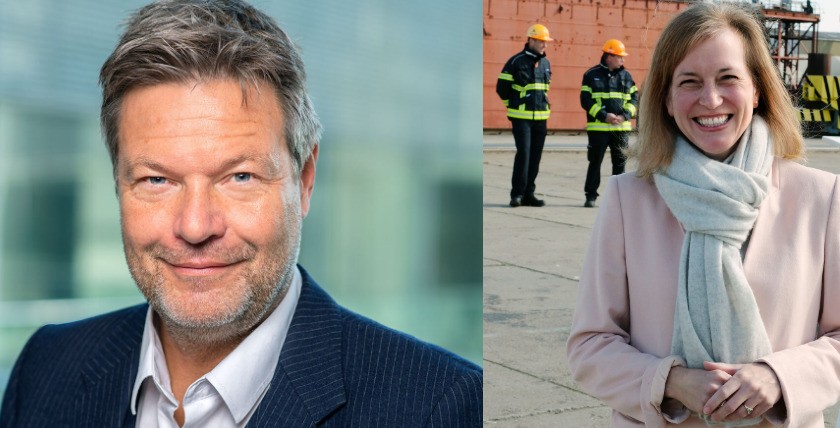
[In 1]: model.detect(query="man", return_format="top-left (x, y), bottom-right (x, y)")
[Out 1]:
top-left (496, 24), bottom-right (553, 208)
top-left (0, 1), bottom-right (482, 427)
top-left (580, 39), bottom-right (638, 208)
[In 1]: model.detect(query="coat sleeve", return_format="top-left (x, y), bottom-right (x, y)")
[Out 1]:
top-left (757, 174), bottom-right (840, 427)
top-left (496, 61), bottom-right (513, 106)
top-left (580, 73), bottom-right (607, 122)
top-left (580, 71), bottom-right (604, 122)
top-left (566, 177), bottom-right (688, 427)
top-left (623, 72), bottom-right (639, 120)
top-left (510, 57), bottom-right (531, 88)
top-left (500, 57), bottom-right (534, 111)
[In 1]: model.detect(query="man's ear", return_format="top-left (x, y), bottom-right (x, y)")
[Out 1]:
top-left (299, 144), bottom-right (318, 218)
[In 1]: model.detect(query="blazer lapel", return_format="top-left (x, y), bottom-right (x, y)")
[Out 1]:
top-left (78, 304), bottom-right (146, 428)
top-left (69, 271), bottom-right (344, 427)
top-left (247, 267), bottom-right (346, 427)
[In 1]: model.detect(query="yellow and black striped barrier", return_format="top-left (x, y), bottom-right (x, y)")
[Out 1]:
top-left (799, 75), bottom-right (840, 134)
top-left (801, 75), bottom-right (840, 110)
top-left (799, 108), bottom-right (832, 122)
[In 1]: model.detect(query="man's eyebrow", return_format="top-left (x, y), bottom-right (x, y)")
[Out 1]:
top-left (122, 153), bottom-right (282, 177)
top-left (216, 153), bottom-right (283, 175)
top-left (122, 157), bottom-right (171, 178)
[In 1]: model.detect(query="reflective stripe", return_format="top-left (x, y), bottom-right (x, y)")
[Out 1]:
top-left (502, 99), bottom-right (509, 107)
top-left (532, 111), bottom-right (551, 120)
top-left (498, 72), bottom-right (514, 82)
top-left (586, 121), bottom-right (632, 131)
top-left (588, 103), bottom-right (601, 118)
top-left (512, 83), bottom-right (550, 92)
top-left (581, 85), bottom-right (592, 93)
top-left (624, 103), bottom-right (637, 118)
top-left (511, 84), bottom-right (527, 103)
top-left (507, 108), bottom-right (551, 120)
top-left (590, 92), bottom-right (633, 100)
top-left (628, 85), bottom-right (638, 95)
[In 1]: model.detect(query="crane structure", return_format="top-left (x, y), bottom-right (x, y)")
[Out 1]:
top-left (763, 6), bottom-right (820, 90)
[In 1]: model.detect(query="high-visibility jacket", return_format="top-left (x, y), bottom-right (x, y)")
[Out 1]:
top-left (496, 45), bottom-right (551, 121)
top-left (580, 61), bottom-right (638, 132)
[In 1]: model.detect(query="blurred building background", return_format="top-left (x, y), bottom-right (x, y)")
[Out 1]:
top-left (0, 0), bottom-right (483, 402)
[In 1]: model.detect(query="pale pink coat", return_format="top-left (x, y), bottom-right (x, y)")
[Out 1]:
top-left (566, 158), bottom-right (840, 427)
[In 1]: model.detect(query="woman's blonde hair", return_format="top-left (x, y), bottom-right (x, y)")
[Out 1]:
top-left (632, 2), bottom-right (803, 178)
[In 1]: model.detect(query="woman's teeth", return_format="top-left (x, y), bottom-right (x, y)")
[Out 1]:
top-left (695, 115), bottom-right (730, 127)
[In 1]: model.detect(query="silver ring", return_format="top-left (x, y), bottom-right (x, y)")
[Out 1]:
top-left (744, 405), bottom-right (754, 415)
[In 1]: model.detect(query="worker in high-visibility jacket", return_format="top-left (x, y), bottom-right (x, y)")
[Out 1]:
top-left (496, 24), bottom-right (552, 208)
top-left (580, 39), bottom-right (638, 208)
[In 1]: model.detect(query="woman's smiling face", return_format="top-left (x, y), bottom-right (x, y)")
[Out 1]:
top-left (666, 28), bottom-right (759, 161)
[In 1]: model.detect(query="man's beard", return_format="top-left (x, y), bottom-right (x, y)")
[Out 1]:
top-left (123, 205), bottom-right (301, 347)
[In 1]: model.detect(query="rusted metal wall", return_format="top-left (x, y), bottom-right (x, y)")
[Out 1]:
top-left (484, 0), bottom-right (690, 130)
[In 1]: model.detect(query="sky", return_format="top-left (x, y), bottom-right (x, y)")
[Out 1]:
top-left (817, 0), bottom-right (840, 33)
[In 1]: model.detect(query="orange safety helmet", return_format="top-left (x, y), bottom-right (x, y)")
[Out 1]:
top-left (602, 39), bottom-right (628, 56)
top-left (527, 24), bottom-right (553, 41)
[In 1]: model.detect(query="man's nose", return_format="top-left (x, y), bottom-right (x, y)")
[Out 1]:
top-left (174, 186), bottom-right (225, 245)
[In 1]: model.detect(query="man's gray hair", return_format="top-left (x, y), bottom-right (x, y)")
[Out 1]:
top-left (100, 0), bottom-right (321, 177)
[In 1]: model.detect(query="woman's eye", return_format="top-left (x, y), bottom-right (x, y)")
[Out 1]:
top-left (233, 173), bottom-right (252, 183)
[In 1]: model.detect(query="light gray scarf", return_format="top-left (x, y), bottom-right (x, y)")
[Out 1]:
top-left (655, 116), bottom-right (774, 373)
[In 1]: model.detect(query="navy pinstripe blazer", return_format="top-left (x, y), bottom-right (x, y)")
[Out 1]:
top-left (0, 267), bottom-right (483, 427)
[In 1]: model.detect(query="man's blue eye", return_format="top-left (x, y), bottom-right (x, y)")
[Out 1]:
top-left (148, 177), bottom-right (166, 185)
top-left (233, 173), bottom-right (252, 182)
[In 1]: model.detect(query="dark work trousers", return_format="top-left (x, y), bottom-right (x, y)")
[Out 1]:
top-left (510, 118), bottom-right (547, 199)
top-left (584, 131), bottom-right (628, 200)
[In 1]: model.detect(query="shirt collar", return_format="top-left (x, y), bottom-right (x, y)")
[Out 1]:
top-left (130, 267), bottom-right (303, 423)
top-left (130, 307), bottom-right (168, 415)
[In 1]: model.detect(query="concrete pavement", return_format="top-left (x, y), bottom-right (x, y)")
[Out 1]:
top-left (483, 132), bottom-right (840, 427)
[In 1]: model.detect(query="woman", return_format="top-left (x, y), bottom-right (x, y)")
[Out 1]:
top-left (566, 2), bottom-right (840, 427)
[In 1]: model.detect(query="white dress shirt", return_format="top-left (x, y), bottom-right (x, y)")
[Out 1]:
top-left (130, 268), bottom-right (302, 427)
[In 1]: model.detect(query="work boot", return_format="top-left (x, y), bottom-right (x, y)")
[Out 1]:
top-left (510, 196), bottom-right (522, 207)
top-left (522, 195), bottom-right (545, 207)
top-left (584, 197), bottom-right (596, 208)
